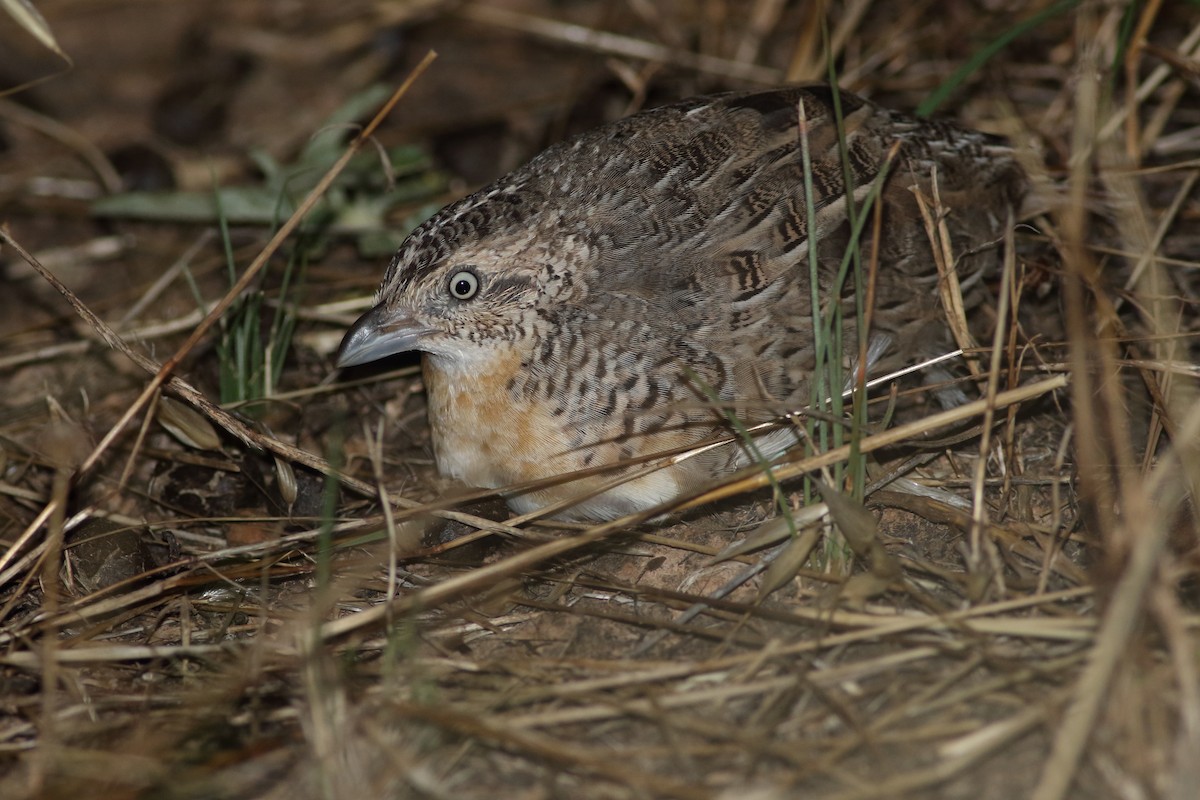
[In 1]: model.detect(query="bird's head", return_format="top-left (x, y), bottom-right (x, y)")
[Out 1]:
top-left (337, 183), bottom-right (582, 370)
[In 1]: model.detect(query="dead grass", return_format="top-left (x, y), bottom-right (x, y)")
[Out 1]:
top-left (1, 1), bottom-right (1199, 798)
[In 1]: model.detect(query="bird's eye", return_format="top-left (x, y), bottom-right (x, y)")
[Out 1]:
top-left (447, 269), bottom-right (480, 301)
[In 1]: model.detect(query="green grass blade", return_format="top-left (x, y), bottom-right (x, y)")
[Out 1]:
top-left (917, 0), bottom-right (1081, 117)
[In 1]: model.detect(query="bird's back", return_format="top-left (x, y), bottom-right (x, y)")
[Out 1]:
top-left (505, 86), bottom-right (1026, 433)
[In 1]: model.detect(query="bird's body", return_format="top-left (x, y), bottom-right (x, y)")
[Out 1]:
top-left (339, 86), bottom-right (1027, 520)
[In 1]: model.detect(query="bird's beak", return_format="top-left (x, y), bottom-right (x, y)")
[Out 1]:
top-left (336, 305), bottom-right (436, 368)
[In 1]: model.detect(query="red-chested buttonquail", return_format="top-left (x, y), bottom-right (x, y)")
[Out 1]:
top-left (338, 86), bottom-right (1027, 521)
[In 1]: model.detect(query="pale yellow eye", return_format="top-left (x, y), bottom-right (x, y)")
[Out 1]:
top-left (448, 270), bottom-right (480, 300)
